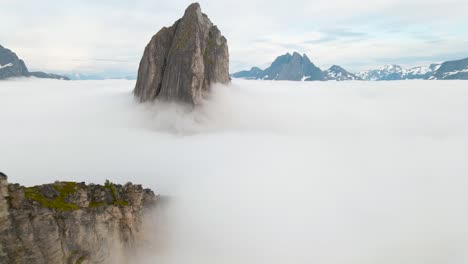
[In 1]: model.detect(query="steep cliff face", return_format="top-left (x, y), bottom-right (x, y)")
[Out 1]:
top-left (0, 173), bottom-right (157, 264)
top-left (134, 3), bottom-right (230, 105)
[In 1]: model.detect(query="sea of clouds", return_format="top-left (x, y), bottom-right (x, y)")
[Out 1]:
top-left (1, 78), bottom-right (468, 263)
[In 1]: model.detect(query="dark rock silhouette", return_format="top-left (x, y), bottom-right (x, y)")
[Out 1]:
top-left (134, 3), bottom-right (230, 105)
top-left (0, 44), bottom-right (69, 80)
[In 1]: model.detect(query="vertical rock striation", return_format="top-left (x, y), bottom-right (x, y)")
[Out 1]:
top-left (134, 3), bottom-right (230, 105)
top-left (0, 173), bottom-right (157, 264)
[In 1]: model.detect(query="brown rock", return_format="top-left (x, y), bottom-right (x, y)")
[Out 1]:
top-left (134, 3), bottom-right (230, 105)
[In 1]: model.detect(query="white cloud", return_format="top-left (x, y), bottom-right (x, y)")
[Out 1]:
top-left (1, 79), bottom-right (468, 263)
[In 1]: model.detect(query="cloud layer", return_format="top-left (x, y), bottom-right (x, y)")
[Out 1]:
top-left (1, 79), bottom-right (468, 263)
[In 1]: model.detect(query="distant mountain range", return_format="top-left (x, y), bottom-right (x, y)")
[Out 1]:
top-left (357, 58), bottom-right (468, 80)
top-left (232, 52), bottom-right (357, 81)
top-left (233, 53), bottom-right (468, 81)
top-left (0, 44), bottom-right (69, 80)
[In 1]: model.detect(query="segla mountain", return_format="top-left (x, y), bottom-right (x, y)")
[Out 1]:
top-left (134, 3), bottom-right (230, 105)
top-left (0, 45), bottom-right (69, 80)
top-left (232, 52), bottom-right (358, 81)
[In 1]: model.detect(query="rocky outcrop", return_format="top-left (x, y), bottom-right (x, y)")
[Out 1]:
top-left (0, 44), bottom-right (69, 80)
top-left (134, 3), bottom-right (230, 105)
top-left (0, 173), bottom-right (157, 264)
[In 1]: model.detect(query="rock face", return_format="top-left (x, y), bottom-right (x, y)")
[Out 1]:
top-left (134, 3), bottom-right (230, 105)
top-left (0, 44), bottom-right (69, 80)
top-left (0, 173), bottom-right (157, 264)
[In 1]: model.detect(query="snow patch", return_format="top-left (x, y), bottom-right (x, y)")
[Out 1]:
top-left (0, 63), bottom-right (13, 70)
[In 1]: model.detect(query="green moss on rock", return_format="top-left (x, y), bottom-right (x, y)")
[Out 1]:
top-left (24, 182), bottom-right (80, 211)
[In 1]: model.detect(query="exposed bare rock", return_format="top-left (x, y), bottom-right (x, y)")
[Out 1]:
top-left (0, 173), bottom-right (157, 264)
top-left (134, 3), bottom-right (230, 105)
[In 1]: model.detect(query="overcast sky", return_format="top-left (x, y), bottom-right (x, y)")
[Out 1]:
top-left (1, 0), bottom-right (467, 76)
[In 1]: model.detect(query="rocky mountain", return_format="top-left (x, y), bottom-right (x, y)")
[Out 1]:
top-left (358, 58), bottom-right (468, 80)
top-left (0, 44), bottom-right (69, 80)
top-left (324, 65), bottom-right (361, 81)
top-left (0, 173), bottom-right (157, 264)
top-left (232, 52), bottom-right (325, 81)
top-left (357, 64), bottom-right (440, 80)
top-left (262, 52), bottom-right (324, 81)
top-left (0, 45), bottom-right (28, 79)
top-left (429, 57), bottom-right (468, 80)
top-left (134, 3), bottom-right (230, 105)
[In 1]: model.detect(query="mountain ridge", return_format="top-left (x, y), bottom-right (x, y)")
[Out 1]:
top-left (232, 52), bottom-right (357, 81)
top-left (0, 44), bottom-right (69, 80)
top-left (233, 54), bottom-right (468, 81)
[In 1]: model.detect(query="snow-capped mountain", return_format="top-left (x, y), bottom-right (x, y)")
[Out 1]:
top-left (357, 65), bottom-right (408, 81)
top-left (357, 64), bottom-right (443, 80)
top-left (429, 57), bottom-right (468, 80)
top-left (324, 65), bottom-right (361, 81)
top-left (358, 58), bottom-right (468, 81)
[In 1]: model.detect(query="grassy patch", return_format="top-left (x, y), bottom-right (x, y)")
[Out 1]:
top-left (104, 179), bottom-right (129, 207)
top-left (24, 182), bottom-right (80, 211)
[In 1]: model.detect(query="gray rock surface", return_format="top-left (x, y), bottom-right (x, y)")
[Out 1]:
top-left (0, 173), bottom-right (157, 264)
top-left (0, 44), bottom-right (69, 80)
top-left (134, 3), bottom-right (230, 105)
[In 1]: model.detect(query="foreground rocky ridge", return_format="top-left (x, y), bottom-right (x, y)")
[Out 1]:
top-left (0, 45), bottom-right (69, 80)
top-left (0, 173), bottom-right (157, 264)
top-left (134, 3), bottom-right (230, 105)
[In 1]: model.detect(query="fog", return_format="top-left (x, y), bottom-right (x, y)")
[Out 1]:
top-left (1, 78), bottom-right (468, 263)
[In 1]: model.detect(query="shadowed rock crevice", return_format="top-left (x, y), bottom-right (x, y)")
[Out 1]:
top-left (134, 3), bottom-right (230, 105)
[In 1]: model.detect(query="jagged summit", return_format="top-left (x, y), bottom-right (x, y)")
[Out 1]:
top-left (134, 2), bottom-right (230, 105)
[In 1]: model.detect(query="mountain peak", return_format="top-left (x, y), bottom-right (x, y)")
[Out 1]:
top-left (134, 3), bottom-right (230, 104)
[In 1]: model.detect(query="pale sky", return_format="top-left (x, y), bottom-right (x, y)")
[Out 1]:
top-left (1, 0), bottom-right (467, 76)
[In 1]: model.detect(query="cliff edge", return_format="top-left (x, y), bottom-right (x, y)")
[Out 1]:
top-left (0, 173), bottom-right (157, 264)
